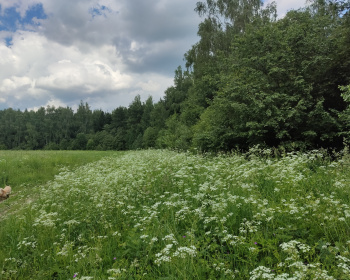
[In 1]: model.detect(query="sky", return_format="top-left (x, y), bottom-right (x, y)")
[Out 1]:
top-left (0, 0), bottom-right (307, 112)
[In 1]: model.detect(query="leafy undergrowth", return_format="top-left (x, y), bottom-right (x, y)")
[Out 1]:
top-left (1, 149), bottom-right (350, 279)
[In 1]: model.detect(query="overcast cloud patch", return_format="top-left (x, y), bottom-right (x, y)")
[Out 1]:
top-left (89, 4), bottom-right (115, 19)
top-left (0, 0), bottom-right (307, 111)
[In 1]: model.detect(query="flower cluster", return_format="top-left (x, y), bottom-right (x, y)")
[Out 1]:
top-left (2, 149), bottom-right (350, 279)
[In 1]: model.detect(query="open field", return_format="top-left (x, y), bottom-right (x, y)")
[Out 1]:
top-left (1, 149), bottom-right (350, 279)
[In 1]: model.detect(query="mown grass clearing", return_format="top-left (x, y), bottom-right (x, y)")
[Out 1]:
top-left (1, 149), bottom-right (350, 279)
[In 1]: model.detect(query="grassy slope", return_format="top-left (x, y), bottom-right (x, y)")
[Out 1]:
top-left (0, 150), bottom-right (119, 187)
top-left (1, 149), bottom-right (350, 279)
top-left (0, 150), bottom-right (121, 218)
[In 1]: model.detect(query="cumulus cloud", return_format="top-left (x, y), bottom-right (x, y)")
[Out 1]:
top-left (39, 0), bottom-right (200, 74)
top-left (0, 0), bottom-right (201, 111)
top-left (0, 28), bottom-right (174, 110)
top-left (36, 56), bottom-right (132, 93)
top-left (0, 31), bottom-right (134, 109)
top-left (0, 0), bottom-right (310, 111)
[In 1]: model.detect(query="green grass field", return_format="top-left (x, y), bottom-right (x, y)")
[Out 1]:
top-left (1, 149), bottom-right (350, 279)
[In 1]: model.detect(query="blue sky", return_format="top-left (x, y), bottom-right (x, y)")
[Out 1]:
top-left (0, 3), bottom-right (46, 46)
top-left (0, 0), bottom-right (307, 111)
top-left (0, 3), bottom-right (46, 32)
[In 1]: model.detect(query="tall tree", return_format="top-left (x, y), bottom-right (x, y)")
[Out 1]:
top-left (141, 96), bottom-right (154, 132)
top-left (126, 95), bottom-right (144, 149)
top-left (56, 107), bottom-right (75, 141)
top-left (182, 0), bottom-right (277, 138)
top-left (75, 101), bottom-right (92, 134)
top-left (164, 67), bottom-right (193, 115)
top-left (193, 2), bottom-right (348, 151)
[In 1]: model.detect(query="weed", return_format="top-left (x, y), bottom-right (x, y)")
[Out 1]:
top-left (0, 149), bottom-right (350, 279)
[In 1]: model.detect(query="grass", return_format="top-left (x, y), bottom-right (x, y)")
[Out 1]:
top-left (0, 150), bottom-right (119, 187)
top-left (1, 149), bottom-right (350, 279)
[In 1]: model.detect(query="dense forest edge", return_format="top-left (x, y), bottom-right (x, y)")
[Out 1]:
top-left (1, 0), bottom-right (350, 152)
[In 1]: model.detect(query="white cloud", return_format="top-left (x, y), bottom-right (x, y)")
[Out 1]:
top-left (137, 80), bottom-right (161, 92)
top-left (0, 28), bottom-right (175, 110)
top-left (265, 0), bottom-right (308, 18)
top-left (0, 0), bottom-right (201, 111)
top-left (36, 59), bottom-right (132, 93)
top-left (0, 0), bottom-right (311, 111)
top-left (28, 97), bottom-right (68, 111)
top-left (130, 40), bottom-right (142, 52)
top-left (0, 30), bottom-right (134, 109)
top-left (0, 76), bottom-right (32, 92)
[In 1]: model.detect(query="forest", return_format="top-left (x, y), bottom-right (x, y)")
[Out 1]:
top-left (1, 0), bottom-right (350, 152)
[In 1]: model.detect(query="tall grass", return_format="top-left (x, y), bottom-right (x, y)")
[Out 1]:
top-left (0, 150), bottom-right (118, 187)
top-left (1, 149), bottom-right (350, 279)
top-left (0, 150), bottom-right (120, 229)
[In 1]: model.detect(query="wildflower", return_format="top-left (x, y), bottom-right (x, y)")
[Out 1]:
top-left (150, 237), bottom-right (158, 243)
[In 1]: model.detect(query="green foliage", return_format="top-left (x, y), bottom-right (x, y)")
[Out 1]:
top-left (164, 67), bottom-right (193, 115)
top-left (75, 101), bottom-right (93, 134)
top-left (143, 127), bottom-right (158, 148)
top-left (71, 133), bottom-right (88, 150)
top-left (126, 95), bottom-right (148, 150)
top-left (339, 85), bottom-right (350, 138)
top-left (89, 131), bottom-right (117, 150)
top-left (1, 0), bottom-right (350, 152)
top-left (193, 98), bottom-right (249, 151)
top-left (0, 97), bottom-right (151, 151)
top-left (340, 85), bottom-right (350, 102)
top-left (189, 0), bottom-right (350, 151)
top-left (157, 114), bottom-right (192, 150)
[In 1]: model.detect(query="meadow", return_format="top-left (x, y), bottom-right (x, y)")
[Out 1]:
top-left (1, 149), bottom-right (350, 279)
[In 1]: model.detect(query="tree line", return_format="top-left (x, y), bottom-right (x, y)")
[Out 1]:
top-left (1, 0), bottom-right (350, 152)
